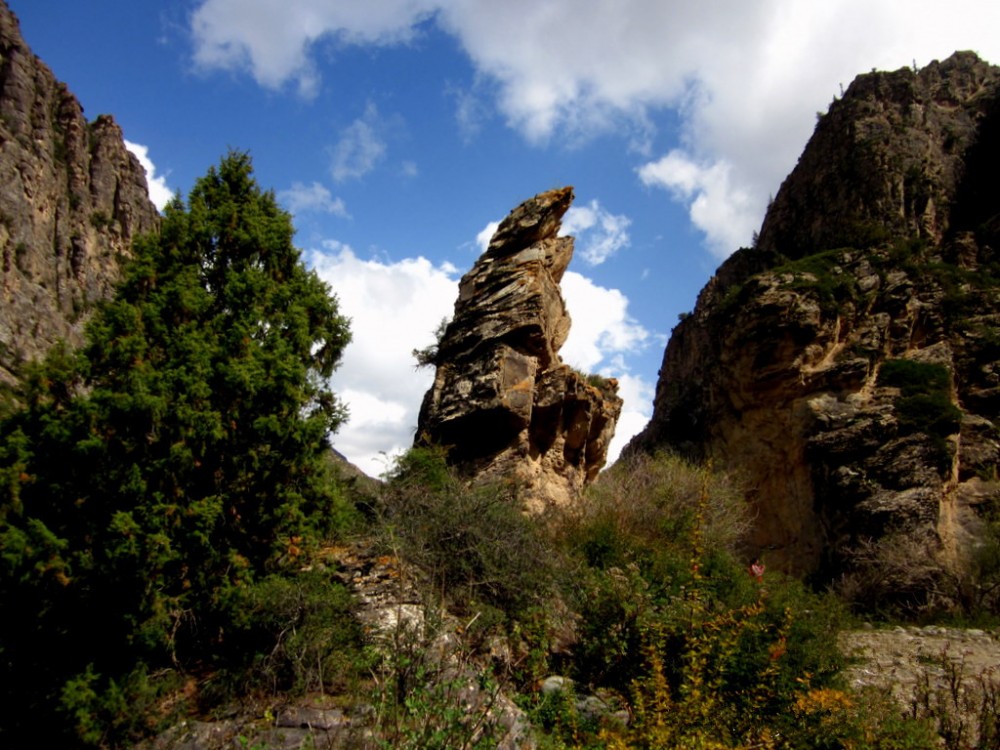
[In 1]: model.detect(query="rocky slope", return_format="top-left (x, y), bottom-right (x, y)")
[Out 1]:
top-left (417, 187), bottom-right (622, 511)
top-left (628, 52), bottom-right (1000, 590)
top-left (0, 0), bottom-right (159, 385)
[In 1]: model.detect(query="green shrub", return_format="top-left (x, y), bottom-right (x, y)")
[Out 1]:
top-left (878, 358), bottom-right (961, 468)
top-left (771, 248), bottom-right (862, 314)
top-left (531, 451), bottom-right (876, 748)
top-left (379, 447), bottom-right (557, 620)
top-left (59, 664), bottom-right (188, 749)
top-left (878, 358), bottom-right (951, 395)
top-left (212, 571), bottom-right (367, 697)
top-left (559, 451), bottom-right (751, 575)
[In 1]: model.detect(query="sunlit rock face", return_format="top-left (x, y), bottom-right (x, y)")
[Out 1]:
top-left (0, 2), bottom-right (160, 384)
top-left (417, 187), bottom-right (622, 511)
top-left (628, 52), bottom-right (1000, 579)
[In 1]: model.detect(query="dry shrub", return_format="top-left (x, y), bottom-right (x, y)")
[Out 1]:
top-left (836, 530), bottom-right (946, 617)
top-left (554, 450), bottom-right (752, 569)
top-left (911, 656), bottom-right (1000, 750)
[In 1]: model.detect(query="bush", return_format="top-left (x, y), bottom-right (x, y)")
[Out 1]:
top-left (557, 451), bottom-right (751, 575)
top-left (532, 451), bottom-right (874, 748)
top-left (378, 447), bottom-right (557, 620)
top-left (878, 358), bottom-right (962, 440)
top-left (212, 571), bottom-right (366, 697)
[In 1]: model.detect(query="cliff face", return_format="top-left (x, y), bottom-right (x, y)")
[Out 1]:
top-left (417, 187), bottom-right (622, 511)
top-left (629, 52), bottom-right (1000, 579)
top-left (0, 1), bottom-right (159, 384)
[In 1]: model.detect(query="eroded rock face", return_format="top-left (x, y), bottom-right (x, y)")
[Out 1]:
top-left (0, 1), bottom-right (159, 384)
top-left (628, 53), bottom-right (1000, 580)
top-left (417, 187), bottom-right (622, 510)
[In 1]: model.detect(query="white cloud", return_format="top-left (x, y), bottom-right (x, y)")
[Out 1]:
top-left (278, 181), bottom-right (349, 217)
top-left (559, 270), bottom-right (654, 463)
top-left (607, 372), bottom-right (654, 465)
top-left (560, 270), bottom-right (650, 373)
top-left (331, 103), bottom-right (388, 182)
top-left (124, 140), bottom-right (173, 211)
top-left (638, 151), bottom-right (758, 257)
top-left (190, 0), bottom-right (1000, 257)
top-left (448, 83), bottom-right (491, 142)
top-left (309, 242), bottom-right (457, 474)
top-left (561, 200), bottom-right (632, 266)
top-left (190, 0), bottom-right (438, 97)
top-left (475, 220), bottom-right (500, 253)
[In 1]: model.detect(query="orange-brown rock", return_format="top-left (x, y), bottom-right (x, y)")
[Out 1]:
top-left (0, 1), bottom-right (159, 384)
top-left (628, 53), bottom-right (1000, 586)
top-left (417, 187), bottom-right (622, 510)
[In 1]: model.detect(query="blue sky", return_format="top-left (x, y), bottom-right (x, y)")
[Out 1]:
top-left (12, 0), bottom-right (1000, 474)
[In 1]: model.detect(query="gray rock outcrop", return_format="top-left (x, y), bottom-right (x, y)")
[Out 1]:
top-left (0, 0), bottom-right (160, 384)
top-left (417, 187), bottom-right (622, 510)
top-left (628, 52), bottom-right (1000, 593)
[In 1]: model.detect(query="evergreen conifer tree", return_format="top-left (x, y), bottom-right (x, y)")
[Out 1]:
top-left (0, 152), bottom-right (353, 743)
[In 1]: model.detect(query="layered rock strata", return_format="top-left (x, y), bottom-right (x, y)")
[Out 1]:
top-left (417, 187), bottom-right (622, 510)
top-left (628, 52), bottom-right (1000, 579)
top-left (0, 1), bottom-right (159, 384)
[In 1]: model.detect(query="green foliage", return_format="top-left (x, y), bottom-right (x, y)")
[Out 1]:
top-left (771, 248), bottom-right (862, 314)
top-left (878, 358), bottom-right (952, 395)
top-left (0, 152), bottom-right (356, 745)
top-left (584, 372), bottom-right (611, 389)
top-left (89, 210), bottom-right (112, 229)
top-left (412, 316), bottom-right (449, 368)
top-left (368, 612), bottom-right (506, 750)
top-left (379, 447), bottom-right (556, 619)
top-left (878, 359), bottom-right (961, 466)
top-left (212, 571), bottom-right (367, 697)
top-left (530, 452), bottom-right (897, 748)
top-left (559, 452), bottom-right (750, 577)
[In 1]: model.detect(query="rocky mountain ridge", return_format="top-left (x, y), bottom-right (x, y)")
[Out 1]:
top-left (0, 0), bottom-right (159, 385)
top-left (629, 52), bottom-right (1000, 595)
top-left (416, 187), bottom-right (622, 510)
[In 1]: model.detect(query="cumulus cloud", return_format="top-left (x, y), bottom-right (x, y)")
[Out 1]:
top-left (308, 242), bottom-right (458, 474)
top-left (330, 103), bottom-right (388, 182)
top-left (637, 151), bottom-right (758, 257)
top-left (278, 181), bottom-right (349, 217)
top-left (124, 140), bottom-right (173, 211)
top-left (561, 200), bottom-right (632, 266)
top-left (190, 0), bottom-right (437, 97)
top-left (561, 271), bottom-right (650, 373)
top-left (475, 220), bottom-right (501, 253)
top-left (190, 0), bottom-right (1000, 257)
top-left (559, 270), bottom-right (654, 462)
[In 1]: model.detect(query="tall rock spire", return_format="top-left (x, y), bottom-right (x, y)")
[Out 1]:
top-left (417, 187), bottom-right (622, 511)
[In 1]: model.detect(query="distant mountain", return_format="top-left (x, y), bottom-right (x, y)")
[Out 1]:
top-left (628, 52), bottom-right (1000, 595)
top-left (0, 0), bottom-right (159, 385)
